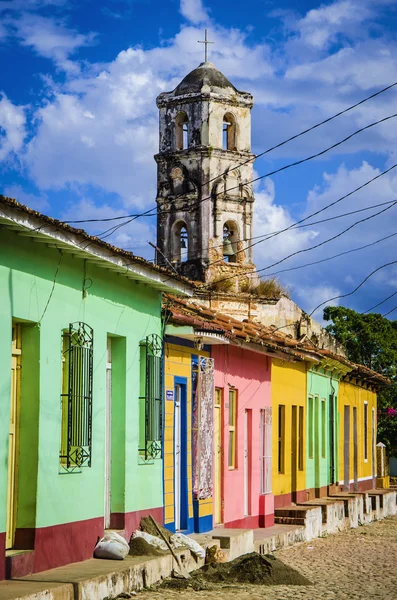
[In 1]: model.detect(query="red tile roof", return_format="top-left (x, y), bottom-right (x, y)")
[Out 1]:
top-left (164, 295), bottom-right (391, 387)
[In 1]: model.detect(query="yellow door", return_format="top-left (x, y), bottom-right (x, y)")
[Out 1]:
top-left (214, 388), bottom-right (222, 525)
top-left (6, 324), bottom-right (21, 549)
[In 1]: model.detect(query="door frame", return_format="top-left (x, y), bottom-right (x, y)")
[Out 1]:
top-left (174, 377), bottom-right (188, 531)
top-left (6, 323), bottom-right (22, 549)
top-left (104, 337), bottom-right (112, 529)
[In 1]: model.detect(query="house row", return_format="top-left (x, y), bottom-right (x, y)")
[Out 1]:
top-left (0, 196), bottom-right (387, 581)
top-left (162, 296), bottom-right (386, 533)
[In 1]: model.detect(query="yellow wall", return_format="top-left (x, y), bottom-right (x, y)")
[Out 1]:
top-left (163, 342), bottom-right (209, 526)
top-left (272, 360), bottom-right (307, 497)
top-left (338, 381), bottom-right (377, 485)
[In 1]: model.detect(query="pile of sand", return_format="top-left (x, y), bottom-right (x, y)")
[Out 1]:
top-left (160, 552), bottom-right (312, 591)
top-left (128, 536), bottom-right (168, 557)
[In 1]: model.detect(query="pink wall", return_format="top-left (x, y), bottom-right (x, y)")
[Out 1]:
top-left (212, 345), bottom-right (274, 528)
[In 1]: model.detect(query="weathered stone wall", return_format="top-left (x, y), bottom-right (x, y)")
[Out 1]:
top-left (193, 292), bottom-right (347, 355)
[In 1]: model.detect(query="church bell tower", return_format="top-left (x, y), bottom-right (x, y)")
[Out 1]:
top-left (155, 48), bottom-right (257, 285)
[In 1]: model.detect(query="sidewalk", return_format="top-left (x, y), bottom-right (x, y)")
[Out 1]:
top-left (0, 548), bottom-right (201, 600)
top-left (0, 523), bottom-right (303, 600)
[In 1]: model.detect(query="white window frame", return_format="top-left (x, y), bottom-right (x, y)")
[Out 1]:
top-left (260, 407), bottom-right (272, 494)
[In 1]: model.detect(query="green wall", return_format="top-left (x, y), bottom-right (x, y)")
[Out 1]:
top-left (306, 369), bottom-right (339, 492)
top-left (0, 228), bottom-right (164, 535)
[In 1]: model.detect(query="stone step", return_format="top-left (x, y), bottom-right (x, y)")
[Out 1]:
top-left (274, 516), bottom-right (306, 526)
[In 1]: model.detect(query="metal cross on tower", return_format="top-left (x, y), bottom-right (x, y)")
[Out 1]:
top-left (198, 29), bottom-right (214, 63)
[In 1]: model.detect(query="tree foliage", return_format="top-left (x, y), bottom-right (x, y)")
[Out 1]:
top-left (323, 306), bottom-right (397, 455)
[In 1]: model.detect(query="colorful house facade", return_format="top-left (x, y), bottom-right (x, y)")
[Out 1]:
top-left (0, 196), bottom-right (191, 580)
top-left (271, 360), bottom-right (308, 507)
top-left (163, 296), bottom-right (321, 532)
top-left (162, 336), bottom-right (213, 534)
top-left (338, 364), bottom-right (385, 492)
top-left (305, 355), bottom-right (352, 499)
top-left (272, 347), bottom-right (386, 508)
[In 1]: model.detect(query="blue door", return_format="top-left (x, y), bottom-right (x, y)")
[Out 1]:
top-left (174, 377), bottom-right (188, 530)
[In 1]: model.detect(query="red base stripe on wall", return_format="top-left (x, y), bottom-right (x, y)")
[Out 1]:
top-left (224, 513), bottom-right (274, 529)
top-left (5, 507), bottom-right (163, 579)
top-left (274, 490), bottom-right (308, 509)
top-left (0, 532), bottom-right (5, 581)
top-left (111, 507), bottom-right (163, 539)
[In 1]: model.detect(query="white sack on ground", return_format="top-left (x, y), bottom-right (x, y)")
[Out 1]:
top-left (170, 532), bottom-right (206, 558)
top-left (94, 531), bottom-right (129, 560)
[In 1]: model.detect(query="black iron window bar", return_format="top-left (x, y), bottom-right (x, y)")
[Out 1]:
top-left (60, 322), bottom-right (94, 469)
top-left (139, 333), bottom-right (163, 460)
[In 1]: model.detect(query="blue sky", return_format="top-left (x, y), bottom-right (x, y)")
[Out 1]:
top-left (1, 0), bottom-right (397, 320)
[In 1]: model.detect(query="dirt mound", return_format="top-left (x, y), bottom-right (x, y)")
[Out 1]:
top-left (160, 552), bottom-right (312, 590)
top-left (139, 516), bottom-right (172, 544)
top-left (129, 537), bottom-right (168, 557)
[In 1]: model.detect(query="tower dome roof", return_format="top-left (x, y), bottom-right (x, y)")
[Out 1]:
top-left (173, 62), bottom-right (237, 96)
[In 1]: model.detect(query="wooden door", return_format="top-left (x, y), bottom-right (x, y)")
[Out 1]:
top-left (291, 405), bottom-right (298, 501)
top-left (244, 409), bottom-right (252, 517)
top-left (353, 407), bottom-right (358, 492)
top-left (343, 406), bottom-right (350, 491)
top-left (214, 388), bottom-right (222, 525)
top-left (6, 324), bottom-right (21, 549)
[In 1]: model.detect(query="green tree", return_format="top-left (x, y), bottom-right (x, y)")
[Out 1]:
top-left (323, 306), bottom-right (397, 455)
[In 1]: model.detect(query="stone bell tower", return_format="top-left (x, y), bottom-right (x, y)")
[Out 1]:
top-left (155, 55), bottom-right (257, 284)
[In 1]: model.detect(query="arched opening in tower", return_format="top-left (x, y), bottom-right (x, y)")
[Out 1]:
top-left (171, 221), bottom-right (189, 264)
top-left (175, 112), bottom-right (189, 150)
top-left (222, 113), bottom-right (237, 151)
top-left (223, 222), bottom-right (238, 262)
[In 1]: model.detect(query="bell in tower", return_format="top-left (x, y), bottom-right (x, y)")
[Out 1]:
top-left (155, 42), bottom-right (257, 286)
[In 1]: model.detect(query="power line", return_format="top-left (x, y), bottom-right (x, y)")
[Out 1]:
top-left (200, 198), bottom-right (397, 257)
top-left (254, 199), bottom-right (397, 276)
top-left (266, 230), bottom-right (397, 277)
top-left (63, 79), bottom-right (397, 225)
top-left (96, 111), bottom-right (397, 241)
top-left (382, 305), bottom-right (397, 318)
top-left (309, 260), bottom-right (397, 317)
top-left (201, 162), bottom-right (397, 286)
top-left (364, 290), bottom-right (397, 314)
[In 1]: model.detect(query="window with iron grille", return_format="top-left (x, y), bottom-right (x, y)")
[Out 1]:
top-left (60, 322), bottom-right (93, 469)
top-left (139, 334), bottom-right (163, 460)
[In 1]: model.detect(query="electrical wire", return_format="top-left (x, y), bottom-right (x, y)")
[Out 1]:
top-left (63, 79), bottom-right (397, 225)
top-left (93, 111), bottom-right (397, 241)
top-left (201, 162), bottom-right (397, 286)
top-left (363, 290), bottom-right (397, 314)
top-left (253, 199), bottom-right (397, 276)
top-left (309, 260), bottom-right (397, 317)
top-left (266, 230), bottom-right (397, 277)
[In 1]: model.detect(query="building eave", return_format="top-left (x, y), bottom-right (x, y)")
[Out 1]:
top-left (0, 196), bottom-right (193, 296)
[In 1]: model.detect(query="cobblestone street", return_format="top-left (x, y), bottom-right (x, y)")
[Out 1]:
top-left (144, 516), bottom-right (397, 600)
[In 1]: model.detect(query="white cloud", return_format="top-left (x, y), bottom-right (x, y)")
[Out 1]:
top-left (253, 177), bottom-right (316, 268)
top-left (24, 26), bottom-right (272, 203)
top-left (3, 185), bottom-right (49, 211)
top-left (180, 0), bottom-right (209, 25)
top-left (296, 0), bottom-right (372, 50)
top-left (11, 13), bottom-right (96, 72)
top-left (60, 197), bottom-right (156, 260)
top-left (0, 94), bottom-right (26, 161)
top-left (295, 284), bottom-right (341, 322)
